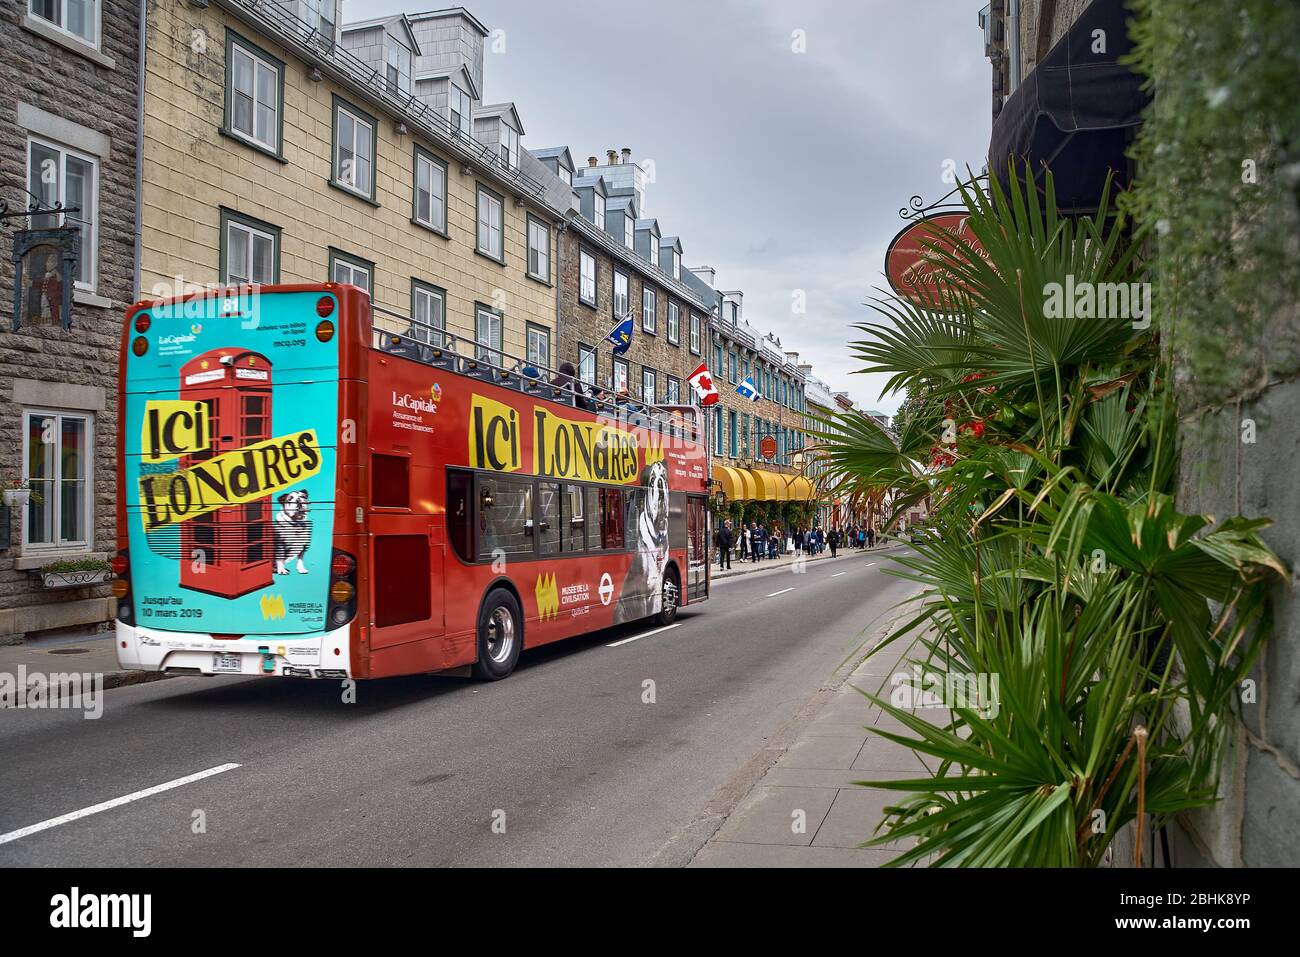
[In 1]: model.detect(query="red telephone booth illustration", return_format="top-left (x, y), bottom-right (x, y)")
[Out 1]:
top-left (177, 349), bottom-right (274, 597)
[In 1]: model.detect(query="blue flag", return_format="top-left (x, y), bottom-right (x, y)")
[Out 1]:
top-left (736, 376), bottom-right (761, 402)
top-left (605, 315), bottom-right (634, 355)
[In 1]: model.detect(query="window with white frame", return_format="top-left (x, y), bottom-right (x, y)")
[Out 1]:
top-left (411, 281), bottom-right (445, 345)
top-left (578, 343), bottom-right (596, 386)
top-left (27, 137), bottom-right (96, 288)
top-left (670, 248), bottom-right (680, 279)
top-left (29, 0), bottom-right (97, 45)
top-left (476, 185), bottom-right (504, 261)
top-left (593, 192), bottom-right (605, 230)
top-left (667, 301), bottom-right (679, 344)
top-left (476, 306), bottom-right (503, 364)
top-left (642, 368), bottom-right (656, 405)
top-left (499, 124), bottom-right (519, 168)
top-left (450, 85), bottom-right (471, 137)
top-left (666, 376), bottom-right (680, 405)
top-left (228, 37), bottom-right (280, 152)
top-left (649, 237), bottom-right (659, 268)
top-left (558, 165), bottom-right (572, 187)
top-left (334, 100), bottom-right (374, 198)
top-left (613, 270), bottom-right (629, 319)
top-left (413, 148), bottom-right (447, 232)
top-left (526, 323), bottom-right (550, 369)
top-left (330, 252), bottom-right (371, 293)
top-left (623, 215), bottom-right (633, 249)
top-left (690, 312), bottom-right (701, 353)
top-left (23, 409), bottom-right (92, 551)
top-left (579, 248), bottom-right (597, 306)
top-left (527, 216), bottom-right (550, 282)
top-left (222, 211), bottom-right (278, 286)
top-left (641, 286), bottom-right (656, 333)
top-left (613, 358), bottom-right (628, 393)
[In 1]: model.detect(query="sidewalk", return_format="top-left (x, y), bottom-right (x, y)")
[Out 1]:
top-left (711, 541), bottom-right (902, 581)
top-left (0, 625), bottom-right (167, 704)
top-left (688, 609), bottom-right (937, 868)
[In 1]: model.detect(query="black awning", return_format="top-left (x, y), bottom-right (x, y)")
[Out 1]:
top-left (989, 0), bottom-right (1149, 213)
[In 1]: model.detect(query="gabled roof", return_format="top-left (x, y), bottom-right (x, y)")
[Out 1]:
top-left (413, 64), bottom-right (478, 100)
top-left (608, 195), bottom-right (638, 217)
top-left (574, 174), bottom-right (608, 197)
top-left (408, 7), bottom-right (490, 38)
top-left (473, 102), bottom-right (524, 135)
top-left (634, 217), bottom-right (660, 234)
top-left (659, 235), bottom-right (683, 253)
top-left (342, 14), bottom-right (422, 56)
top-left (529, 146), bottom-right (575, 172)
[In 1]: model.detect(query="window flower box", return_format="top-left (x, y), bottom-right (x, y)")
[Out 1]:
top-left (39, 559), bottom-right (111, 589)
top-left (3, 488), bottom-right (30, 508)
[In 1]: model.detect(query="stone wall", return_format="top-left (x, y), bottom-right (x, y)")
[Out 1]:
top-left (0, 0), bottom-right (140, 640)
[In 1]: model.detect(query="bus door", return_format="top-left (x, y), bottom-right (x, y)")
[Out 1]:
top-left (367, 452), bottom-right (444, 649)
top-left (686, 494), bottom-right (709, 600)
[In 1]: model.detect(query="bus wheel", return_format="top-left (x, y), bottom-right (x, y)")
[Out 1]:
top-left (473, 588), bottom-right (522, 680)
top-left (655, 568), bottom-right (680, 627)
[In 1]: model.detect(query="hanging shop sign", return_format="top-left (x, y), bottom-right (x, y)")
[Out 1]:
top-left (760, 436), bottom-right (777, 460)
top-left (884, 212), bottom-right (988, 307)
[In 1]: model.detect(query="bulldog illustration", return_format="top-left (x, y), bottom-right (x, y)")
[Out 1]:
top-left (273, 490), bottom-right (312, 575)
top-left (613, 461), bottom-right (670, 623)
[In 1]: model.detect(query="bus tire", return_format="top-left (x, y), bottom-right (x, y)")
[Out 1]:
top-left (473, 588), bottom-right (522, 681)
top-left (655, 567), bottom-right (680, 627)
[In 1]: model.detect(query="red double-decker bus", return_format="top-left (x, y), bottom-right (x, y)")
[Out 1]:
top-left (115, 284), bottom-right (711, 681)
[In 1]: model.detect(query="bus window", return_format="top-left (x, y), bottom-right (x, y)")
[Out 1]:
top-left (585, 486), bottom-right (601, 551)
top-left (477, 476), bottom-right (533, 562)
top-left (372, 454), bottom-right (409, 509)
top-left (564, 485), bottom-right (586, 553)
top-left (537, 482), bottom-right (561, 555)
top-left (447, 469), bottom-right (473, 563)
top-left (601, 488), bottom-right (624, 550)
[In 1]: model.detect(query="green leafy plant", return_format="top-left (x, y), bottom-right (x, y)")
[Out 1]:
top-left (42, 558), bottom-right (111, 574)
top-left (816, 163), bottom-right (1284, 866)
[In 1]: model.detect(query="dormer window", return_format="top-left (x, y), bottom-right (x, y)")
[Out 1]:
top-left (670, 249), bottom-right (680, 280)
top-left (499, 125), bottom-right (518, 169)
top-left (623, 215), bottom-right (633, 249)
top-left (450, 86), bottom-right (471, 137)
top-left (649, 239), bottom-right (659, 268)
top-left (383, 36), bottom-right (410, 95)
top-left (558, 165), bottom-right (572, 187)
top-left (593, 193), bottom-right (606, 230)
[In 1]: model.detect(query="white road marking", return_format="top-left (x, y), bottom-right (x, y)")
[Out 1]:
top-left (766, 587), bottom-right (795, 597)
top-left (606, 623), bottom-right (682, 647)
top-left (832, 572), bottom-right (846, 578)
top-left (0, 763), bottom-right (241, 846)
top-left (865, 562), bottom-right (876, 567)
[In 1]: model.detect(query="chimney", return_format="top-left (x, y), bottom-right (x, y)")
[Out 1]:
top-left (606, 149), bottom-right (617, 165)
top-left (620, 147), bottom-right (631, 164)
top-left (587, 155), bottom-right (598, 168)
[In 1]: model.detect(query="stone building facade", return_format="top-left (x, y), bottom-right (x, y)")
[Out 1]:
top-left (140, 0), bottom-right (570, 362)
top-left (0, 0), bottom-right (140, 641)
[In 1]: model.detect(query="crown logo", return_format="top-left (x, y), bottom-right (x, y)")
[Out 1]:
top-left (534, 573), bottom-right (559, 621)
top-left (260, 593), bottom-right (286, 620)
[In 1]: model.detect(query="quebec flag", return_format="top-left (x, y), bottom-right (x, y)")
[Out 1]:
top-left (605, 315), bottom-right (634, 356)
top-left (736, 376), bottom-right (761, 402)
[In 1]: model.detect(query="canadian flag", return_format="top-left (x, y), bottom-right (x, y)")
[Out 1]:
top-left (688, 362), bottom-right (721, 407)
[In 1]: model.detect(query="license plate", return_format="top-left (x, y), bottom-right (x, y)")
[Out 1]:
top-left (213, 653), bottom-right (243, 673)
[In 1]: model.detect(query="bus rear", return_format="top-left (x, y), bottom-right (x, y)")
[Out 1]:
top-left (115, 285), bottom-right (362, 679)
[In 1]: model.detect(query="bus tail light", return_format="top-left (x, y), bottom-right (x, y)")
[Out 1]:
top-left (328, 547), bottom-right (358, 627)
top-left (315, 320), bottom-right (335, 342)
top-left (114, 549), bottom-right (135, 624)
top-left (133, 313), bottom-right (152, 333)
top-left (316, 296), bottom-right (335, 318)
top-left (131, 336), bottom-right (149, 356)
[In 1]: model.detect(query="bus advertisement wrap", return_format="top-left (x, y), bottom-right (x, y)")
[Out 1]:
top-left (121, 292), bottom-right (340, 635)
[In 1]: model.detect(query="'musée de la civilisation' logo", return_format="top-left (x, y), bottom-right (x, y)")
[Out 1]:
top-left (535, 573), bottom-right (559, 621)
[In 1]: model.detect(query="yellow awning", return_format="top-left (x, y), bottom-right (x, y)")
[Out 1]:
top-left (785, 476), bottom-right (816, 501)
top-left (736, 468), bottom-right (759, 501)
top-left (746, 468), bottom-right (787, 501)
top-left (711, 465), bottom-right (746, 501)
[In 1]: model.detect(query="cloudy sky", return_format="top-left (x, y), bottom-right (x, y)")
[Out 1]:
top-left (348, 0), bottom-right (992, 412)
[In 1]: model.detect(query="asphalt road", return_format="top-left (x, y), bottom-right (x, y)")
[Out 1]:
top-left (0, 549), bottom-right (916, 867)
